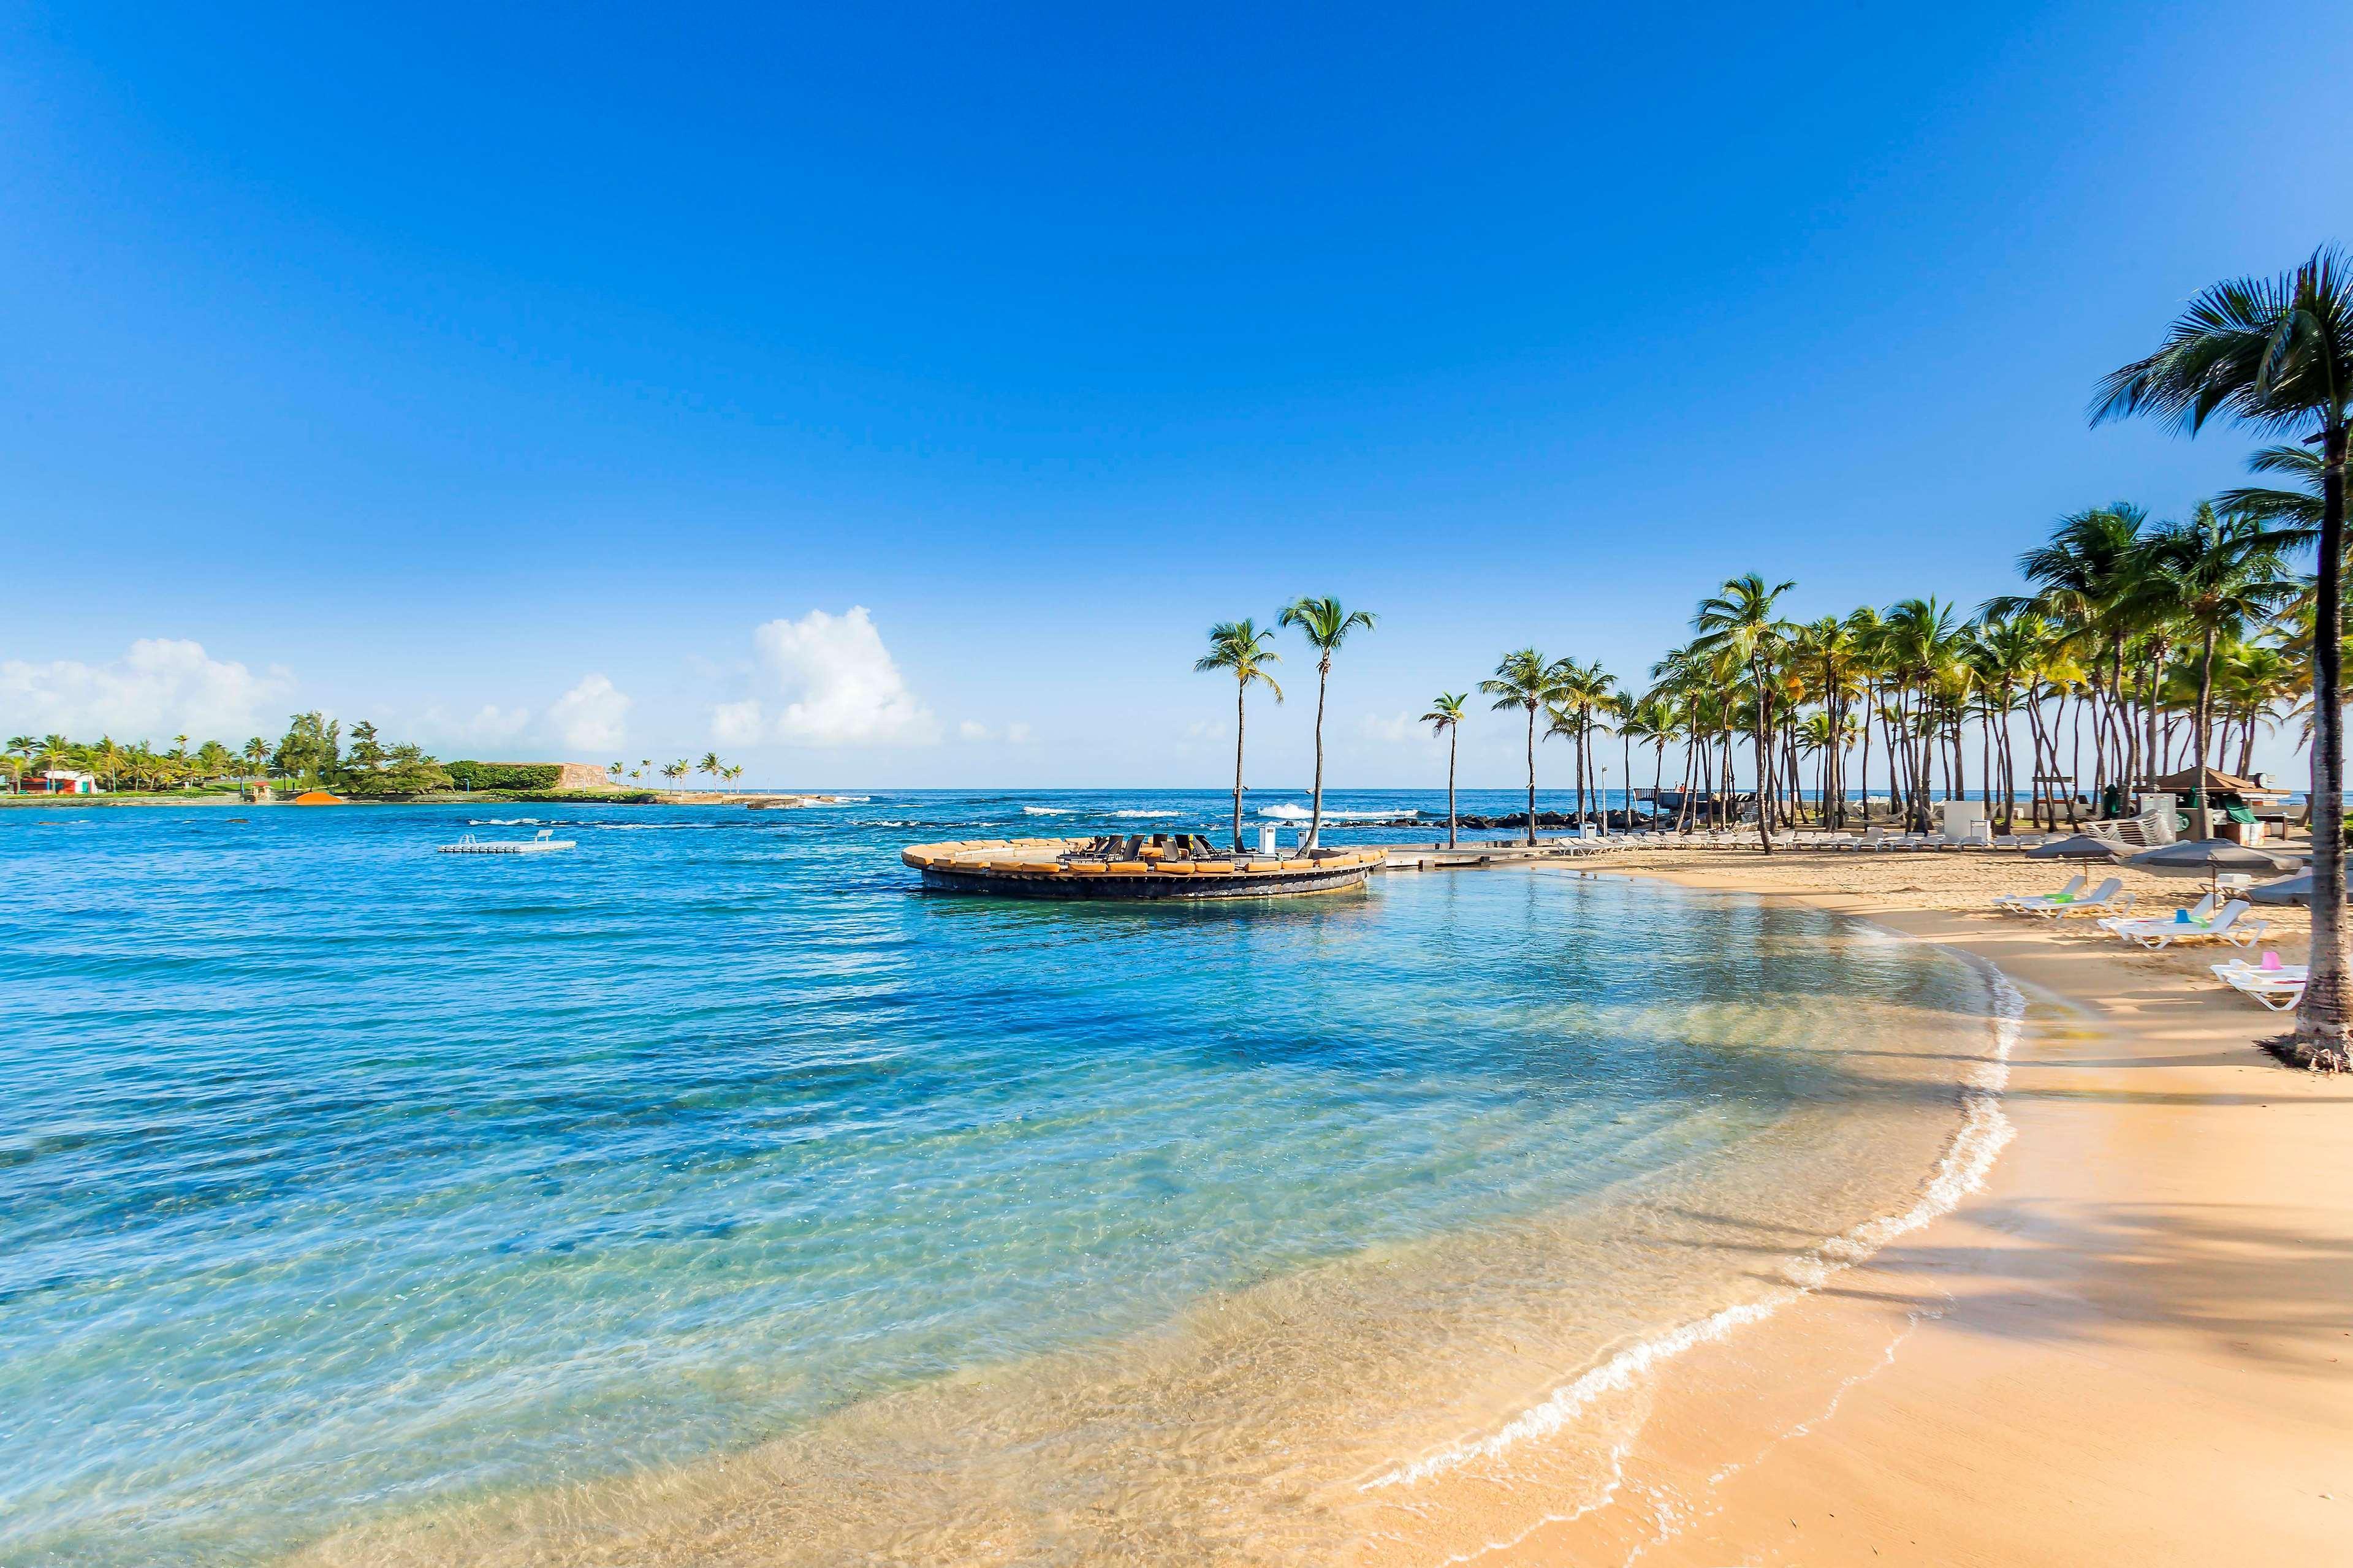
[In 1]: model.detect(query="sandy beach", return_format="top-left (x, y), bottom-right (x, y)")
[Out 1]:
top-left (1364, 847), bottom-right (2352, 1566)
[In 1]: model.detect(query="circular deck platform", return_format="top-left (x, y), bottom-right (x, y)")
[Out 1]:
top-left (902, 836), bottom-right (1382, 900)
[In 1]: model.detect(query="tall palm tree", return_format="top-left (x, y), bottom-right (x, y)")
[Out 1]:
top-left (1277, 596), bottom-right (1376, 852)
top-left (699, 751), bottom-right (723, 785)
top-left (1480, 649), bottom-right (1570, 846)
top-left (1195, 619), bottom-right (1283, 852)
top-left (1421, 692), bottom-right (1465, 848)
top-left (2094, 246), bottom-right (2353, 1069)
top-left (1692, 574), bottom-right (1798, 851)
top-left (1549, 657), bottom-right (1616, 831)
top-left (1617, 693), bottom-right (1678, 824)
top-left (2137, 504), bottom-right (2297, 832)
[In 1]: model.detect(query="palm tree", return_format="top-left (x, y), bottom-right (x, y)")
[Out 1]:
top-left (1617, 693), bottom-right (1677, 825)
top-left (723, 764), bottom-right (743, 784)
top-left (699, 752), bottom-right (723, 787)
top-left (1480, 649), bottom-right (1570, 846)
top-left (1692, 574), bottom-right (1798, 851)
top-left (1421, 693), bottom-right (1466, 848)
top-left (1195, 619), bottom-right (1283, 852)
top-left (1277, 596), bottom-right (1376, 852)
top-left (1550, 657), bottom-right (1616, 831)
top-left (2137, 504), bottom-right (2297, 833)
top-left (608, 762), bottom-right (625, 782)
top-left (2, 736), bottom-right (31, 794)
top-left (2094, 247), bottom-right (2353, 1069)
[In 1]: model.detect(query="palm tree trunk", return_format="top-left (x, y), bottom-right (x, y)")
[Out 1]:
top-left (1307, 659), bottom-right (1329, 852)
top-left (2297, 420), bottom-right (2350, 1067)
top-left (1750, 657), bottom-right (1774, 853)
top-left (1524, 703), bottom-right (1538, 847)
top-left (2191, 627), bottom-right (2218, 838)
top-left (1446, 729), bottom-right (1458, 849)
top-left (1231, 682), bottom-right (1246, 853)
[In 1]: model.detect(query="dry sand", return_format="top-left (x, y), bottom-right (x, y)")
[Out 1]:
top-left (1363, 847), bottom-right (2351, 1566)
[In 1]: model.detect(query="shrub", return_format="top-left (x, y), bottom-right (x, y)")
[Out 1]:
top-left (445, 762), bottom-right (563, 791)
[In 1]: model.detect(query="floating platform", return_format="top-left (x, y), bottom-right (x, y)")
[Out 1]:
top-left (439, 830), bottom-right (576, 855)
top-left (903, 835), bottom-right (1382, 900)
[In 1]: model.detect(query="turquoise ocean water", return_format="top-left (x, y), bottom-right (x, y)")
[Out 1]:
top-left (0, 790), bottom-right (1993, 1564)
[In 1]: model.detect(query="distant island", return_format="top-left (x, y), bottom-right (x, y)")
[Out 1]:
top-left (0, 718), bottom-right (843, 807)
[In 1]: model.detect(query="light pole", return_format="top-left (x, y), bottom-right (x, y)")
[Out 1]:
top-left (1600, 763), bottom-right (1610, 839)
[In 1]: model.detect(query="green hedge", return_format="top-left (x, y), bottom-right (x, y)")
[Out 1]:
top-left (445, 762), bottom-right (563, 790)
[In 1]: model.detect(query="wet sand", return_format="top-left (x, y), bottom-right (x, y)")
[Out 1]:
top-left (1366, 850), bottom-right (2351, 1566)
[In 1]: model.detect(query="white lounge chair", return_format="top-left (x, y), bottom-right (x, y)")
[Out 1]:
top-left (2107, 900), bottom-right (2268, 952)
top-left (2035, 878), bottom-right (2132, 920)
top-left (2098, 890), bottom-right (2215, 936)
top-left (1994, 874), bottom-right (2086, 914)
top-left (2212, 959), bottom-right (2307, 1011)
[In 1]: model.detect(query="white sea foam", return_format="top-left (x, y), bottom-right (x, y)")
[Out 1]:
top-left (469, 818), bottom-right (539, 825)
top-left (1021, 806), bottom-right (1072, 816)
top-left (1110, 809), bottom-right (1183, 819)
top-left (1364, 966), bottom-right (2023, 1491)
top-left (1257, 804), bottom-right (1416, 821)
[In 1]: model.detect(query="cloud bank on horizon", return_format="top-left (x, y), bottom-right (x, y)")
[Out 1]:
top-left (1, 639), bottom-right (293, 741)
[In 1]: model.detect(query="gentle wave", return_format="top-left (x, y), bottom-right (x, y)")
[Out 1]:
top-left (1021, 806), bottom-right (1072, 816)
top-left (1364, 965), bottom-right (2023, 1490)
top-left (1109, 809), bottom-right (1185, 819)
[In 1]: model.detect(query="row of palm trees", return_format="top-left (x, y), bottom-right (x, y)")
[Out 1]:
top-left (1201, 249), bottom-right (2353, 1069)
top-left (4, 733), bottom-right (267, 793)
top-left (609, 755), bottom-right (745, 787)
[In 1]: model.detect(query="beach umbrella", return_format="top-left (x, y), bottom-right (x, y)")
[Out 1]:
top-left (2026, 834), bottom-right (2127, 862)
top-left (2125, 838), bottom-right (2298, 877)
top-left (2246, 871), bottom-right (2323, 907)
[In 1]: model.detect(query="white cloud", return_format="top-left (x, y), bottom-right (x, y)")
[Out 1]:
top-left (710, 699), bottom-right (764, 746)
top-left (1005, 722), bottom-right (1033, 744)
top-left (1355, 711), bottom-right (1426, 744)
top-left (958, 720), bottom-right (991, 742)
top-left (712, 607), bottom-right (939, 748)
top-left (467, 704), bottom-right (533, 741)
top-left (0, 638), bottom-right (292, 740)
top-left (545, 675), bottom-right (631, 751)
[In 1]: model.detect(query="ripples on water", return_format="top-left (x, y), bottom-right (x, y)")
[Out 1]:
top-left (0, 792), bottom-right (1998, 1565)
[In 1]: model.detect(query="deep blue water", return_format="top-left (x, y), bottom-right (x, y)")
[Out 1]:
top-left (0, 789), bottom-right (1980, 1564)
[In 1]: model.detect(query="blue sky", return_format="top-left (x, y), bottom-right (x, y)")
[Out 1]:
top-left (5, 3), bottom-right (2349, 787)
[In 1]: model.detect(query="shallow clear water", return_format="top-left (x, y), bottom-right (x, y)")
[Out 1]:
top-left (0, 791), bottom-right (1994, 1565)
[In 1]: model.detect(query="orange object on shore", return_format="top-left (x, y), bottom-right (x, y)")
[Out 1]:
top-left (291, 790), bottom-right (346, 806)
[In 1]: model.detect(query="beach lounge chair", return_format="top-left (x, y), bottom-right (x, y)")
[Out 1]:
top-left (2034, 878), bottom-right (2131, 920)
top-left (2098, 890), bottom-right (2215, 936)
top-left (2107, 899), bottom-right (2267, 951)
top-left (2211, 958), bottom-right (2308, 1011)
top-left (1994, 874), bottom-right (2086, 914)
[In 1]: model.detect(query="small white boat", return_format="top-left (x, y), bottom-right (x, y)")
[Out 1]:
top-left (439, 828), bottom-right (577, 855)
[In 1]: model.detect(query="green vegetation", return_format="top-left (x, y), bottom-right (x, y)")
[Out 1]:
top-left (444, 762), bottom-right (561, 791)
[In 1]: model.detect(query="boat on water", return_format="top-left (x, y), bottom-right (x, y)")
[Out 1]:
top-left (439, 828), bottom-right (577, 855)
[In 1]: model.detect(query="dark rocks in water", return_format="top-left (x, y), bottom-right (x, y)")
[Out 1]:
top-left (1441, 811), bottom-right (1610, 831)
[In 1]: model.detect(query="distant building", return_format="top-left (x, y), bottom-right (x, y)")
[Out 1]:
top-left (37, 768), bottom-right (97, 795)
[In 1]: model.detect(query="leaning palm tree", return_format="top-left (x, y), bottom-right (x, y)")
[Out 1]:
top-left (699, 751), bottom-right (723, 785)
top-left (1195, 619), bottom-right (1283, 852)
top-left (1277, 596), bottom-right (1376, 851)
top-left (1691, 574), bottom-right (1798, 852)
top-left (1421, 693), bottom-right (1466, 848)
top-left (2093, 246), bottom-right (2353, 1070)
top-left (1480, 649), bottom-right (1570, 846)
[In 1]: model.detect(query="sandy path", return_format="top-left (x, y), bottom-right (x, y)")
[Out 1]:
top-left (1378, 852), bottom-right (2351, 1566)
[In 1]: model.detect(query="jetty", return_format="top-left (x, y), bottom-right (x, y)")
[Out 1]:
top-left (439, 829), bottom-right (576, 855)
top-left (904, 834), bottom-right (1382, 900)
